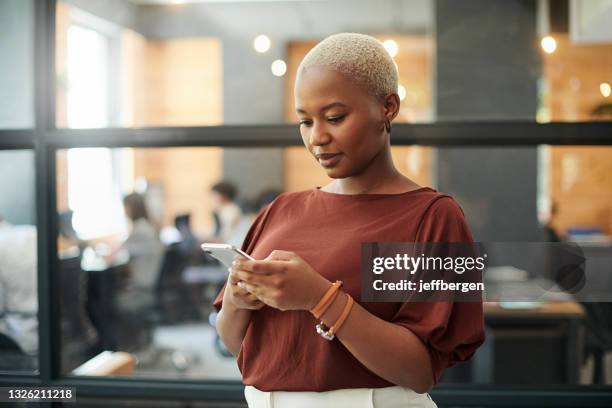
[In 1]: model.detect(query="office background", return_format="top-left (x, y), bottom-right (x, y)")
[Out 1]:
top-left (1, 0), bottom-right (612, 406)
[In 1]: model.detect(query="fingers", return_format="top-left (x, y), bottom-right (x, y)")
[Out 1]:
top-left (228, 273), bottom-right (240, 285)
top-left (233, 259), bottom-right (291, 276)
top-left (230, 267), bottom-right (265, 286)
top-left (232, 283), bottom-right (264, 309)
top-left (266, 250), bottom-right (296, 261)
top-left (241, 291), bottom-right (263, 307)
top-left (243, 292), bottom-right (260, 302)
top-left (234, 259), bottom-right (273, 275)
top-left (238, 281), bottom-right (261, 298)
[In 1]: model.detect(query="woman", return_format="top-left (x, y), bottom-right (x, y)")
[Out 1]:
top-left (214, 33), bottom-right (484, 407)
top-left (114, 192), bottom-right (163, 311)
top-left (209, 181), bottom-right (243, 244)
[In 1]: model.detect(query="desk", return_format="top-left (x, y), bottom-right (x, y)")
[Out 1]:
top-left (481, 301), bottom-right (585, 384)
top-left (484, 301), bottom-right (585, 317)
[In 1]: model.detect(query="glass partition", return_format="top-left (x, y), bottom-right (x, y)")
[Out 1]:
top-left (0, 149), bottom-right (38, 374)
top-left (55, 0), bottom-right (434, 128)
top-left (437, 145), bottom-right (612, 385)
top-left (55, 0), bottom-right (612, 129)
top-left (55, 144), bottom-right (612, 386)
top-left (0, 0), bottom-right (34, 129)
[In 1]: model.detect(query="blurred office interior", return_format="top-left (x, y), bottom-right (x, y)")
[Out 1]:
top-left (0, 0), bottom-right (611, 406)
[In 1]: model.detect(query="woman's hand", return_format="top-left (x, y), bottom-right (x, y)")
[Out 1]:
top-left (225, 272), bottom-right (265, 310)
top-left (230, 250), bottom-right (330, 311)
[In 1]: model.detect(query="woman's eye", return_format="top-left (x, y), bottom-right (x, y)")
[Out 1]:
top-left (328, 115), bottom-right (345, 123)
top-left (299, 120), bottom-right (312, 127)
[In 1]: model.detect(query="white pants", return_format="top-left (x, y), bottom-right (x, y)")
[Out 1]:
top-left (244, 385), bottom-right (438, 408)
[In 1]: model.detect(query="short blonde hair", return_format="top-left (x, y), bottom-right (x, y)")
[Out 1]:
top-left (296, 32), bottom-right (398, 98)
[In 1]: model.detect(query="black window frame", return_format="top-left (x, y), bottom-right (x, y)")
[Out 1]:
top-left (1, 0), bottom-right (612, 406)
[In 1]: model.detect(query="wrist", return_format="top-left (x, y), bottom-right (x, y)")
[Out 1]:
top-left (224, 297), bottom-right (253, 315)
top-left (223, 283), bottom-right (247, 311)
top-left (306, 277), bottom-right (333, 311)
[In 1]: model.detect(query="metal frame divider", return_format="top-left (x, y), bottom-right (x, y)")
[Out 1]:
top-left (0, 0), bottom-right (611, 406)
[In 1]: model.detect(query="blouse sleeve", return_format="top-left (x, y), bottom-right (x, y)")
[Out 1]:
top-left (390, 196), bottom-right (485, 385)
top-left (212, 201), bottom-right (275, 313)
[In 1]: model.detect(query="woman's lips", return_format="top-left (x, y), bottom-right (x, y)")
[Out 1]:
top-left (318, 153), bottom-right (342, 168)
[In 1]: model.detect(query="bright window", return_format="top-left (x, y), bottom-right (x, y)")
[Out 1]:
top-left (66, 24), bottom-right (109, 128)
top-left (67, 148), bottom-right (127, 240)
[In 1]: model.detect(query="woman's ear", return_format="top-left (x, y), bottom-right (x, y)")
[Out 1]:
top-left (383, 92), bottom-right (400, 122)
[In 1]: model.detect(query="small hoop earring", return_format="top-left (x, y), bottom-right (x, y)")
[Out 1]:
top-left (385, 120), bottom-right (392, 134)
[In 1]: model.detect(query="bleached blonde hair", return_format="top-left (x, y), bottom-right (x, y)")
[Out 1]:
top-left (296, 32), bottom-right (398, 98)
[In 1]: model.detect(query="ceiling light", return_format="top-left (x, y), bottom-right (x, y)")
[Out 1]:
top-left (541, 36), bottom-right (557, 54)
top-left (398, 84), bottom-right (407, 101)
top-left (271, 59), bottom-right (287, 77)
top-left (254, 35), bottom-right (271, 53)
top-left (601, 82), bottom-right (611, 98)
top-left (383, 39), bottom-right (398, 58)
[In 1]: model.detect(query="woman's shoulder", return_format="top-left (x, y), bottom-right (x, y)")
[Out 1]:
top-left (420, 191), bottom-right (466, 218)
top-left (261, 187), bottom-right (462, 215)
top-left (416, 192), bottom-right (473, 242)
top-left (265, 189), bottom-right (314, 206)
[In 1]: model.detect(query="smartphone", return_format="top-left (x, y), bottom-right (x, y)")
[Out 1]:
top-left (201, 243), bottom-right (254, 268)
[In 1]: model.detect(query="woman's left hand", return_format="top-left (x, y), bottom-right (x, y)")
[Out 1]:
top-left (230, 250), bottom-right (330, 311)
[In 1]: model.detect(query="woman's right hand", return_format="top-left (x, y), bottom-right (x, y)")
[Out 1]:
top-left (226, 270), bottom-right (265, 310)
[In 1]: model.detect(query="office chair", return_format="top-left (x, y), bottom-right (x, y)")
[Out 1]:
top-left (156, 242), bottom-right (198, 323)
top-left (581, 302), bottom-right (612, 384)
top-left (111, 243), bottom-right (197, 373)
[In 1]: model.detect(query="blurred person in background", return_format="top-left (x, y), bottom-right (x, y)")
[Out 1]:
top-left (0, 215), bottom-right (38, 356)
top-left (541, 201), bottom-right (562, 243)
top-left (57, 210), bottom-right (88, 258)
top-left (209, 181), bottom-right (242, 244)
top-left (109, 193), bottom-right (164, 311)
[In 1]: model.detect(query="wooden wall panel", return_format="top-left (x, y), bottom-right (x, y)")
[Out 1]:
top-left (544, 35), bottom-right (612, 235)
top-left (55, 1), bottom-right (70, 128)
top-left (284, 147), bottom-right (330, 192)
top-left (543, 34), bottom-right (612, 122)
top-left (56, 151), bottom-right (69, 213)
top-left (133, 148), bottom-right (222, 236)
top-left (549, 146), bottom-right (612, 235)
top-left (136, 38), bottom-right (222, 127)
top-left (125, 37), bottom-right (224, 235)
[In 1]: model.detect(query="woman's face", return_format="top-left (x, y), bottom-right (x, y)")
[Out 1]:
top-left (295, 66), bottom-right (389, 179)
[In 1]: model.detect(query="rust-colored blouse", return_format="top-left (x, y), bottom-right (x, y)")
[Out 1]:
top-left (213, 186), bottom-right (485, 392)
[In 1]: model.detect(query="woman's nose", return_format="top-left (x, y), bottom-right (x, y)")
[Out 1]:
top-left (309, 123), bottom-right (331, 146)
